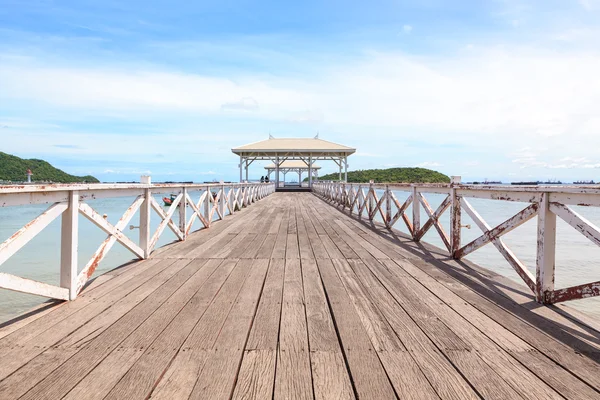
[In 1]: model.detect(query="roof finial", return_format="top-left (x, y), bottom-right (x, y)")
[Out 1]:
top-left (314, 132), bottom-right (319, 139)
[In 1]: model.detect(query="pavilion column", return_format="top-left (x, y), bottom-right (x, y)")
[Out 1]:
top-left (299, 170), bottom-right (302, 186)
top-left (239, 156), bottom-right (243, 183)
top-left (276, 156), bottom-right (280, 189)
top-left (308, 156), bottom-right (313, 188)
top-left (245, 159), bottom-right (249, 182)
top-left (338, 158), bottom-right (342, 181)
top-left (344, 156), bottom-right (348, 182)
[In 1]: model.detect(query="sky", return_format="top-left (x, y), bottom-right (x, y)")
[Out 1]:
top-left (1, 0), bottom-right (600, 183)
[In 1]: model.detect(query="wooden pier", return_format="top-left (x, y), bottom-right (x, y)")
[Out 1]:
top-left (1, 192), bottom-right (600, 399)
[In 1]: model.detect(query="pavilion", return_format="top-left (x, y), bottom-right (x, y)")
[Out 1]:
top-left (264, 160), bottom-right (321, 186)
top-left (231, 136), bottom-right (356, 189)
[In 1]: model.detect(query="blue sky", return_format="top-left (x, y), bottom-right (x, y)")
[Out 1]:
top-left (1, 0), bottom-right (600, 182)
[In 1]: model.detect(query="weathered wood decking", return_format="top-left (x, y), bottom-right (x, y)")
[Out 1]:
top-left (1, 193), bottom-right (600, 399)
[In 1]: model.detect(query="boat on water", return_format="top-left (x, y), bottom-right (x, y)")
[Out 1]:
top-left (574, 180), bottom-right (595, 184)
top-left (511, 181), bottom-right (539, 185)
top-left (163, 194), bottom-right (177, 206)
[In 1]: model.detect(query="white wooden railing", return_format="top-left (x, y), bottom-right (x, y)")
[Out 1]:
top-left (0, 181), bottom-right (275, 301)
top-left (313, 180), bottom-right (600, 305)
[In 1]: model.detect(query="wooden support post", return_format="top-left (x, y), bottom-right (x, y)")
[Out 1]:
top-left (204, 186), bottom-right (211, 227)
top-left (450, 186), bottom-right (461, 257)
top-left (239, 156), bottom-right (243, 183)
top-left (60, 190), bottom-right (79, 300)
top-left (386, 185), bottom-right (392, 227)
top-left (140, 188), bottom-right (151, 258)
top-left (276, 156), bottom-right (280, 189)
top-left (219, 185), bottom-right (225, 218)
top-left (308, 155), bottom-right (313, 188)
top-left (344, 156), bottom-right (348, 182)
top-left (179, 187), bottom-right (187, 240)
top-left (412, 185), bottom-right (420, 241)
top-left (368, 182), bottom-right (374, 220)
top-left (536, 192), bottom-right (557, 303)
top-left (245, 159), bottom-right (249, 182)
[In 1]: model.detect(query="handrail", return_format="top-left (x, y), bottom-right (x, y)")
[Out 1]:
top-left (0, 182), bottom-right (275, 300)
top-left (313, 181), bottom-right (600, 305)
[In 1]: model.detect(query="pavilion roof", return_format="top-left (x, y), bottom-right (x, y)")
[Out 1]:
top-left (264, 161), bottom-right (321, 170)
top-left (232, 137), bottom-right (355, 157)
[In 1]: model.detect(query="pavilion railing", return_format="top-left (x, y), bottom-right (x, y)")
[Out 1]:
top-left (0, 182), bottom-right (275, 301)
top-left (313, 181), bottom-right (600, 305)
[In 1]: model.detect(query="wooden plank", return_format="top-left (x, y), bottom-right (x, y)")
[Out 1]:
top-left (60, 259), bottom-right (221, 400)
top-left (316, 258), bottom-right (396, 399)
top-left (302, 258), bottom-right (354, 399)
top-left (189, 259), bottom-right (270, 399)
top-left (274, 258), bottom-right (313, 400)
top-left (246, 259), bottom-right (285, 351)
top-left (379, 259), bottom-right (562, 400)
top-left (138, 259), bottom-right (248, 400)
top-left (403, 254), bottom-right (600, 395)
top-left (14, 259), bottom-right (197, 400)
top-left (286, 233), bottom-right (300, 259)
top-left (319, 234), bottom-right (346, 259)
top-left (239, 233), bottom-right (268, 259)
top-left (344, 258), bottom-right (478, 400)
top-left (297, 212), bottom-right (314, 260)
top-left (257, 233), bottom-right (278, 259)
top-left (232, 349), bottom-right (276, 400)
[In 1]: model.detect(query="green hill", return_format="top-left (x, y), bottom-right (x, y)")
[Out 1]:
top-left (0, 152), bottom-right (99, 183)
top-left (308, 167), bottom-right (450, 183)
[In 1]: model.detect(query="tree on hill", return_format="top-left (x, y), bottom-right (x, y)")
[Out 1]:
top-left (0, 152), bottom-right (100, 183)
top-left (305, 167), bottom-right (450, 183)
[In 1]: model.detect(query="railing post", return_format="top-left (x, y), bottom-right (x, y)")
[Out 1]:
top-left (140, 187), bottom-right (151, 258)
top-left (220, 185), bottom-right (225, 218)
top-left (204, 186), bottom-right (211, 227)
top-left (60, 190), bottom-right (79, 300)
top-left (179, 187), bottom-right (187, 240)
top-left (385, 185), bottom-right (392, 227)
top-left (450, 176), bottom-right (461, 258)
top-left (368, 182), bottom-right (374, 220)
top-left (536, 192), bottom-right (556, 303)
top-left (412, 185), bottom-right (420, 241)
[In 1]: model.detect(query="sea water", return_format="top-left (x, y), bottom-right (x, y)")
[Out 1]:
top-left (1, 190), bottom-right (600, 323)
